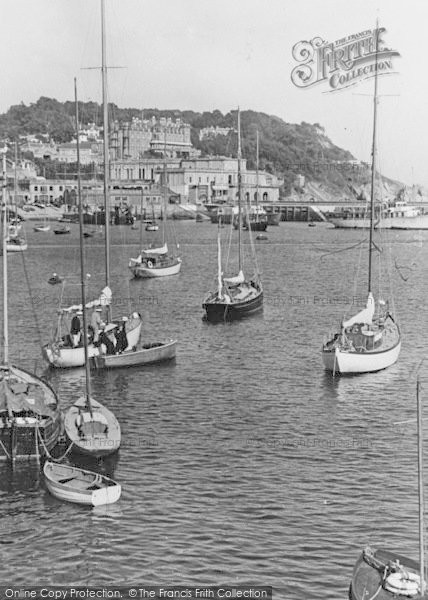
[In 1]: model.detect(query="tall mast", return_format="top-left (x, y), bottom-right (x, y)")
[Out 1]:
top-left (139, 192), bottom-right (143, 249)
top-left (2, 148), bottom-right (8, 365)
top-left (13, 142), bottom-right (17, 215)
top-left (75, 78), bottom-right (93, 412)
top-left (368, 22), bottom-right (379, 295)
top-left (162, 130), bottom-right (167, 246)
top-left (417, 380), bottom-right (425, 596)
top-left (237, 108), bottom-right (242, 272)
top-left (256, 130), bottom-right (259, 222)
top-left (101, 0), bottom-right (111, 320)
top-left (217, 220), bottom-right (222, 299)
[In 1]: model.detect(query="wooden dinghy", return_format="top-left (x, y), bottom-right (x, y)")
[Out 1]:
top-left (64, 396), bottom-right (121, 458)
top-left (44, 461), bottom-right (121, 506)
top-left (53, 226), bottom-right (70, 235)
top-left (93, 339), bottom-right (177, 369)
top-left (34, 225), bottom-right (50, 232)
top-left (48, 273), bottom-right (64, 285)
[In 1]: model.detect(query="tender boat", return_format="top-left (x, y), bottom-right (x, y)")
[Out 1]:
top-left (53, 226), bottom-right (70, 235)
top-left (44, 461), bottom-right (121, 506)
top-left (48, 273), bottom-right (64, 285)
top-left (92, 338), bottom-right (177, 369)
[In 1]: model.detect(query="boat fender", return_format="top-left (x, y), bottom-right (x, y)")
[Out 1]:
top-left (147, 260), bottom-right (153, 268)
top-left (384, 571), bottom-right (421, 596)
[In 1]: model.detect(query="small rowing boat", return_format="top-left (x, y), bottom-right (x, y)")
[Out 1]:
top-left (54, 226), bottom-right (71, 235)
top-left (44, 461), bottom-right (121, 506)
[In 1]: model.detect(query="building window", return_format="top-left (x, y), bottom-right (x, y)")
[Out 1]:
top-left (34, 186), bottom-right (38, 191)
top-left (59, 186), bottom-right (63, 191)
top-left (49, 186), bottom-right (53, 191)
top-left (189, 177), bottom-right (192, 183)
top-left (228, 175), bottom-right (232, 185)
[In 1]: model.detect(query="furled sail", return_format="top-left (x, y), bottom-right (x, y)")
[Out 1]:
top-left (61, 286), bottom-right (112, 313)
top-left (342, 292), bottom-right (375, 328)
top-left (224, 270), bottom-right (245, 285)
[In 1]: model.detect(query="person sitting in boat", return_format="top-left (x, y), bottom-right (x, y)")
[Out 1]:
top-left (91, 307), bottom-right (103, 344)
top-left (115, 317), bottom-right (129, 354)
top-left (70, 311), bottom-right (82, 348)
top-left (98, 323), bottom-right (115, 355)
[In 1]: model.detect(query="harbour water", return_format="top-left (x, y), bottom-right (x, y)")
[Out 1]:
top-left (1, 221), bottom-right (427, 598)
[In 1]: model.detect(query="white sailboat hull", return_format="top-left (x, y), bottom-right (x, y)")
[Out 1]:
top-left (43, 320), bottom-right (142, 368)
top-left (131, 260), bottom-right (182, 278)
top-left (322, 340), bottom-right (401, 374)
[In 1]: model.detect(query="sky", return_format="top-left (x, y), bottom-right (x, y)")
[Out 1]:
top-left (3, 0), bottom-right (428, 186)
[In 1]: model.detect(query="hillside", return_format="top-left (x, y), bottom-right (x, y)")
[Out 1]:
top-left (0, 97), bottom-right (395, 197)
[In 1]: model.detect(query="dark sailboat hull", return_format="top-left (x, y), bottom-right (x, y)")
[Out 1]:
top-left (0, 418), bottom-right (61, 461)
top-left (203, 290), bottom-right (263, 321)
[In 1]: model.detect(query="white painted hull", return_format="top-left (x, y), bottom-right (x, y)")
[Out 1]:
top-left (44, 321), bottom-right (142, 368)
top-left (94, 339), bottom-right (176, 369)
top-left (44, 461), bottom-right (121, 506)
top-left (329, 215), bottom-right (428, 230)
top-left (131, 260), bottom-right (182, 278)
top-left (322, 340), bottom-right (401, 374)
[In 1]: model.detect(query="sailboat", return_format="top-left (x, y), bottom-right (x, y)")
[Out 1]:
top-left (62, 79), bottom-right (121, 459)
top-left (129, 138), bottom-right (181, 278)
top-left (244, 130), bottom-right (267, 233)
top-left (4, 147), bottom-right (28, 250)
top-left (202, 109), bottom-right (263, 321)
top-left (43, 0), bottom-right (142, 369)
top-left (0, 147), bottom-right (61, 462)
top-left (146, 202), bottom-right (159, 232)
top-left (322, 42), bottom-right (401, 375)
top-left (349, 381), bottom-right (426, 599)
